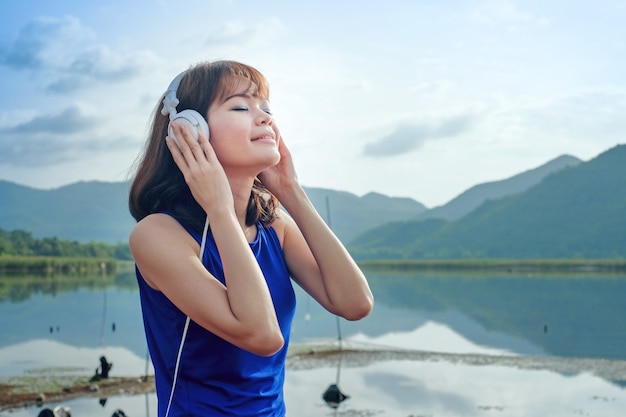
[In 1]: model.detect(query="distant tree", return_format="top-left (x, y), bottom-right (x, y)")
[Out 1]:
top-left (0, 230), bottom-right (10, 255)
top-left (0, 227), bottom-right (132, 260)
top-left (9, 230), bottom-right (35, 256)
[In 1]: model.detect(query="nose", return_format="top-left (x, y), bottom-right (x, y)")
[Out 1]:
top-left (256, 108), bottom-right (272, 125)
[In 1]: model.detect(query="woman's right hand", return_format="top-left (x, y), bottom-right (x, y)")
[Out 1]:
top-left (166, 121), bottom-right (233, 218)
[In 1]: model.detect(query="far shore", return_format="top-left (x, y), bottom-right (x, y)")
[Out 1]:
top-left (358, 258), bottom-right (626, 273)
top-left (2, 257), bottom-right (626, 278)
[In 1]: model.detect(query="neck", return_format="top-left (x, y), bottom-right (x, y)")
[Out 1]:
top-left (226, 174), bottom-right (256, 229)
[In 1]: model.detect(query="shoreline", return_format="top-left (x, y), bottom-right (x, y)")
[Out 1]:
top-left (3, 346), bottom-right (626, 413)
top-left (0, 375), bottom-right (155, 413)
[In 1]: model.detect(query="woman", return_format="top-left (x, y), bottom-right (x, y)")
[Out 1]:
top-left (128, 60), bottom-right (373, 416)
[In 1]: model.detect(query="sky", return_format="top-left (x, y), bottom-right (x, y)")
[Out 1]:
top-left (0, 0), bottom-right (625, 208)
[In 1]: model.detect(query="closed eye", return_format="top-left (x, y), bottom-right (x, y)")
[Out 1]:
top-left (232, 106), bottom-right (249, 111)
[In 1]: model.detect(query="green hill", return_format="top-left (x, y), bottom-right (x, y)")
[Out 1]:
top-left (415, 154), bottom-right (582, 221)
top-left (0, 180), bottom-right (134, 243)
top-left (3, 144), bottom-right (623, 259)
top-left (349, 144), bottom-right (626, 259)
top-left (305, 188), bottom-right (426, 242)
top-left (0, 181), bottom-right (424, 244)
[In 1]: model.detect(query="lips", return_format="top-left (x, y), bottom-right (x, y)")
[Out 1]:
top-left (252, 132), bottom-right (276, 142)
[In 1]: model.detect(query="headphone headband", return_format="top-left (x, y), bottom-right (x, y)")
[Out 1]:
top-left (161, 71), bottom-right (187, 120)
top-left (159, 70), bottom-right (209, 143)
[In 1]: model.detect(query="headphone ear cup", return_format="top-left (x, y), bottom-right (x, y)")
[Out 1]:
top-left (168, 110), bottom-right (210, 146)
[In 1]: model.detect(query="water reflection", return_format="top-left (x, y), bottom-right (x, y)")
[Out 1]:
top-left (2, 270), bottom-right (626, 416)
top-left (0, 339), bottom-right (150, 378)
top-left (350, 321), bottom-right (520, 355)
top-left (286, 356), bottom-right (626, 417)
top-left (6, 351), bottom-right (626, 417)
top-left (362, 271), bottom-right (626, 360)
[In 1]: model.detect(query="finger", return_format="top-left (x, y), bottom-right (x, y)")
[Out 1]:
top-left (195, 127), bottom-right (214, 158)
top-left (270, 118), bottom-right (281, 138)
top-left (170, 122), bottom-right (192, 154)
top-left (165, 136), bottom-right (190, 172)
top-left (190, 127), bottom-right (220, 166)
top-left (165, 135), bottom-right (182, 158)
top-left (172, 122), bottom-right (204, 162)
top-left (199, 135), bottom-right (218, 163)
top-left (197, 126), bottom-right (209, 143)
top-left (276, 134), bottom-right (290, 158)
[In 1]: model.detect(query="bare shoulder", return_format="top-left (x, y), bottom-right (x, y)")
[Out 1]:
top-left (131, 212), bottom-right (181, 230)
top-left (130, 213), bottom-right (188, 247)
top-left (129, 213), bottom-right (200, 288)
top-left (269, 208), bottom-right (298, 247)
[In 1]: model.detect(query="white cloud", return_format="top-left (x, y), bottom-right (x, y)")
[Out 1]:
top-left (1, 16), bottom-right (94, 70)
top-left (205, 18), bottom-right (287, 47)
top-left (363, 116), bottom-right (475, 157)
top-left (0, 104), bottom-right (140, 167)
top-left (0, 15), bottom-right (157, 93)
top-left (1, 106), bottom-right (97, 135)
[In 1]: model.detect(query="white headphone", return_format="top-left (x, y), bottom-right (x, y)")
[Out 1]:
top-left (161, 71), bottom-right (210, 145)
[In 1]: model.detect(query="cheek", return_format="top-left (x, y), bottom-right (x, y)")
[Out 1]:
top-left (208, 119), bottom-right (246, 144)
top-left (208, 135), bottom-right (245, 168)
top-left (208, 138), bottom-right (230, 161)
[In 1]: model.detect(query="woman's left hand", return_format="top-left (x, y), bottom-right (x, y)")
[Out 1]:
top-left (258, 122), bottom-right (300, 200)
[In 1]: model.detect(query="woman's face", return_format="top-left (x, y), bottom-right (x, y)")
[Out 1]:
top-left (207, 78), bottom-right (280, 174)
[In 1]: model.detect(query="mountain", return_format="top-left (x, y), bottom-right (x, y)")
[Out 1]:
top-left (0, 181), bottom-right (425, 244)
top-left (0, 180), bottom-right (134, 243)
top-left (305, 188), bottom-right (427, 242)
top-left (349, 144), bottom-right (626, 259)
top-left (415, 154), bottom-right (582, 221)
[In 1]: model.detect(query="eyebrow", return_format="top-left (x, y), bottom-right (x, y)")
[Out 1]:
top-left (224, 93), bottom-right (252, 102)
top-left (223, 93), bottom-right (270, 107)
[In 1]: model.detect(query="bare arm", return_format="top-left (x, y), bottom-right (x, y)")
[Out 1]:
top-left (130, 123), bottom-right (283, 356)
top-left (279, 198), bottom-right (373, 320)
top-left (260, 134), bottom-right (374, 320)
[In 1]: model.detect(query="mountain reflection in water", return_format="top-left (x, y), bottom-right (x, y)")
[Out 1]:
top-left (2, 270), bottom-right (626, 416)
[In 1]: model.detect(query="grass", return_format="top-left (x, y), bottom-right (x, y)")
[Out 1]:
top-left (0, 256), bottom-right (117, 276)
top-left (357, 258), bottom-right (626, 272)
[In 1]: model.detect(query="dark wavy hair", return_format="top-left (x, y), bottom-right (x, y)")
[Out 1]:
top-left (128, 60), bottom-right (279, 233)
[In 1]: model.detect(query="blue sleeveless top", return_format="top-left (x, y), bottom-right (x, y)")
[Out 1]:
top-left (136, 215), bottom-right (296, 417)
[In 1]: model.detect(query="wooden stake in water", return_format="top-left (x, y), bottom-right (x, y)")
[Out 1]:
top-left (321, 195), bottom-right (349, 410)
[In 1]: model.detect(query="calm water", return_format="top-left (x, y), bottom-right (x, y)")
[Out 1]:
top-left (2, 269), bottom-right (626, 416)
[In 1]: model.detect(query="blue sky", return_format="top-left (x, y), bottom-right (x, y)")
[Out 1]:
top-left (0, 0), bottom-right (625, 207)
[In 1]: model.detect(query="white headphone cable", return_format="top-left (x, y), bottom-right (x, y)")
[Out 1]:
top-left (164, 215), bottom-right (210, 417)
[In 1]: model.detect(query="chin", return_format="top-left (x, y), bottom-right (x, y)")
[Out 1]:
top-left (262, 150), bottom-right (281, 166)
top-left (252, 154), bottom-right (280, 174)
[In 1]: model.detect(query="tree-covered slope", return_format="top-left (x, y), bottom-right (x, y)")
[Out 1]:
top-left (350, 144), bottom-right (626, 259)
top-left (305, 187), bottom-right (427, 243)
top-left (0, 181), bottom-right (425, 244)
top-left (415, 154), bottom-right (582, 221)
top-left (0, 180), bottom-right (134, 243)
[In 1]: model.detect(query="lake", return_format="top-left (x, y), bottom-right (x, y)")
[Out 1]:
top-left (2, 269), bottom-right (626, 416)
